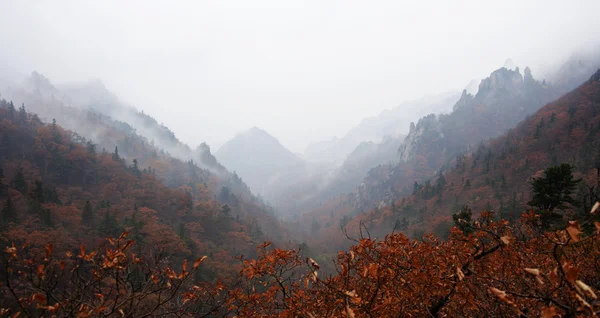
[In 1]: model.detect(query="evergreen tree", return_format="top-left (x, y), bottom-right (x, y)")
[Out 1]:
top-left (11, 168), bottom-right (27, 194)
top-left (452, 205), bottom-right (473, 234)
top-left (0, 168), bottom-right (4, 195)
top-left (31, 180), bottom-right (44, 203)
top-left (17, 103), bottom-right (27, 124)
top-left (528, 163), bottom-right (581, 212)
top-left (112, 146), bottom-right (120, 161)
top-left (131, 159), bottom-right (141, 177)
top-left (82, 200), bottom-right (94, 226)
top-left (40, 208), bottom-right (52, 227)
top-left (7, 101), bottom-right (15, 119)
top-left (1, 197), bottom-right (16, 225)
top-left (99, 210), bottom-right (120, 236)
top-left (86, 141), bottom-right (96, 155)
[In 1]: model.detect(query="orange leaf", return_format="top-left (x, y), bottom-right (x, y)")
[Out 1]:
top-left (345, 304), bottom-right (355, 318)
top-left (566, 221), bottom-right (582, 242)
top-left (541, 306), bottom-right (557, 318)
top-left (562, 261), bottom-right (579, 284)
top-left (500, 235), bottom-right (514, 246)
top-left (307, 257), bottom-right (320, 270)
top-left (32, 293), bottom-right (46, 304)
top-left (456, 267), bottom-right (465, 281)
top-left (193, 256), bottom-right (207, 269)
top-left (575, 280), bottom-right (598, 299)
top-left (591, 202), bottom-right (600, 214)
top-left (45, 244), bottom-right (53, 258)
top-left (524, 268), bottom-right (540, 276)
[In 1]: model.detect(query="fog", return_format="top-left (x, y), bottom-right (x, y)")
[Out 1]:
top-left (1, 0), bottom-right (599, 152)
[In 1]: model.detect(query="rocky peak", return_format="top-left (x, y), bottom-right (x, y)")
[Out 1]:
top-left (587, 68), bottom-right (600, 84)
top-left (503, 58), bottom-right (517, 70)
top-left (453, 89), bottom-right (474, 111)
top-left (23, 71), bottom-right (58, 96)
top-left (477, 67), bottom-right (523, 96)
top-left (397, 114), bottom-right (441, 163)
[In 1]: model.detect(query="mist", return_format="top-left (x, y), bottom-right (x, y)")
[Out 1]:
top-left (1, 1), bottom-right (599, 153)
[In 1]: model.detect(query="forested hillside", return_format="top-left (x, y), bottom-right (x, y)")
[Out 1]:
top-left (0, 100), bottom-right (288, 281)
top-left (340, 69), bottom-right (600, 242)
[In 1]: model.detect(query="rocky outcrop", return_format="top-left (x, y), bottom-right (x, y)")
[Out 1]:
top-left (397, 114), bottom-right (443, 163)
top-left (477, 67), bottom-right (523, 97)
top-left (587, 68), bottom-right (600, 84)
top-left (452, 89), bottom-right (474, 111)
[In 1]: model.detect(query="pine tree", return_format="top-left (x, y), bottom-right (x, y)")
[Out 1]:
top-left (112, 146), bottom-right (120, 161)
top-left (528, 163), bottom-right (581, 212)
top-left (32, 180), bottom-right (44, 203)
top-left (0, 168), bottom-right (4, 195)
top-left (17, 103), bottom-right (27, 124)
top-left (99, 210), bottom-right (120, 236)
top-left (82, 200), bottom-right (94, 226)
top-left (452, 205), bottom-right (473, 234)
top-left (11, 168), bottom-right (27, 194)
top-left (1, 197), bottom-right (16, 225)
top-left (528, 163), bottom-right (581, 228)
top-left (7, 101), bottom-right (15, 119)
top-left (40, 208), bottom-right (52, 227)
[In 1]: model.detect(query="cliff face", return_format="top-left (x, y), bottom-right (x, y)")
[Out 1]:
top-left (352, 65), bottom-right (564, 211)
top-left (397, 114), bottom-right (444, 164)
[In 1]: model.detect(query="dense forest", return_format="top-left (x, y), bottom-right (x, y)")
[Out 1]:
top-left (0, 70), bottom-right (598, 316)
top-left (0, 99), bottom-right (289, 283)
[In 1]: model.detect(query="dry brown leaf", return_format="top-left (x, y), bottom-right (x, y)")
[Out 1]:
top-left (344, 290), bottom-right (358, 298)
top-left (500, 236), bottom-right (513, 246)
top-left (541, 305), bottom-right (557, 318)
top-left (489, 287), bottom-right (515, 306)
top-left (345, 304), bottom-right (355, 318)
top-left (566, 221), bottom-right (582, 242)
top-left (307, 257), bottom-right (320, 270)
top-left (193, 256), bottom-right (207, 269)
top-left (524, 268), bottom-right (540, 276)
top-left (456, 267), bottom-right (465, 281)
top-left (562, 261), bottom-right (579, 284)
top-left (591, 202), bottom-right (600, 214)
top-left (575, 280), bottom-right (598, 299)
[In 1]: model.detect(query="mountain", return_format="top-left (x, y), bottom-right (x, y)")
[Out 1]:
top-left (0, 71), bottom-right (288, 249)
top-left (543, 49), bottom-right (600, 93)
top-left (304, 91), bottom-right (460, 163)
top-left (349, 68), bottom-right (600, 240)
top-left (356, 65), bottom-right (561, 211)
top-left (0, 101), bottom-right (291, 281)
top-left (215, 127), bottom-right (304, 197)
top-left (293, 61), bottom-right (599, 252)
top-left (1, 72), bottom-right (200, 164)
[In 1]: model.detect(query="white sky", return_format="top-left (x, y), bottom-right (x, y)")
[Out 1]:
top-left (1, 1), bottom-right (599, 152)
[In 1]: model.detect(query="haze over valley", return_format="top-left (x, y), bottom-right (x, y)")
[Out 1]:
top-left (1, 1), bottom-right (600, 316)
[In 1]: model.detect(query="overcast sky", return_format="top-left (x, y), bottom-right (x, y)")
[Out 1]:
top-left (1, 1), bottom-right (599, 152)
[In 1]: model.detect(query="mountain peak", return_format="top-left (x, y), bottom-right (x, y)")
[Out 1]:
top-left (587, 68), bottom-right (600, 84)
top-left (503, 58), bottom-right (517, 70)
top-left (23, 71), bottom-right (58, 95)
top-left (477, 67), bottom-right (523, 96)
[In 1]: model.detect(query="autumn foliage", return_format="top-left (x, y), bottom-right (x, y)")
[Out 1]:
top-left (1, 209), bottom-right (600, 317)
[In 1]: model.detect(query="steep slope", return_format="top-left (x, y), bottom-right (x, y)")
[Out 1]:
top-left (269, 133), bottom-right (406, 219)
top-left (356, 66), bottom-right (561, 210)
top-left (1, 72), bottom-right (203, 165)
top-left (355, 68), bottom-right (600, 240)
top-left (0, 72), bottom-right (284, 244)
top-left (304, 91), bottom-right (459, 163)
top-left (0, 102), bottom-right (289, 280)
top-left (215, 127), bottom-right (303, 197)
top-left (294, 63), bottom-right (599, 252)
